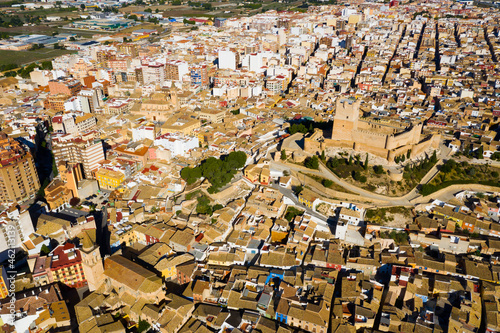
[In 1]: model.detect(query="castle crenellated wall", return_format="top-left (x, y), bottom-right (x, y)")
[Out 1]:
top-left (351, 129), bottom-right (389, 149)
top-left (386, 124), bottom-right (421, 150)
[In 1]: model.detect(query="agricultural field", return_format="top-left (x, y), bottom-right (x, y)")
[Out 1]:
top-left (0, 48), bottom-right (75, 66)
top-left (119, 0), bottom-right (303, 18)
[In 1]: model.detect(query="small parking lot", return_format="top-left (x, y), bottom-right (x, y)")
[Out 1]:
top-left (80, 190), bottom-right (111, 208)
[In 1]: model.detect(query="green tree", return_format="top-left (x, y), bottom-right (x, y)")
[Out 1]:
top-left (289, 123), bottom-right (308, 135)
top-left (212, 204), bottom-right (223, 211)
top-left (9, 16), bottom-right (23, 27)
top-left (440, 159), bottom-right (456, 173)
top-left (373, 165), bottom-right (384, 174)
top-left (281, 150), bottom-right (287, 160)
top-left (40, 244), bottom-right (50, 256)
top-left (348, 155), bottom-right (353, 165)
top-left (477, 146), bottom-right (484, 159)
top-left (80, 3), bottom-right (85, 10)
top-left (196, 195), bottom-right (212, 215)
top-left (321, 150), bottom-right (326, 161)
top-left (224, 151), bottom-right (247, 170)
top-left (41, 61), bottom-right (52, 70)
top-left (182, 151), bottom-right (246, 193)
top-left (364, 154), bottom-right (369, 170)
top-left (180, 166), bottom-right (202, 185)
top-left (327, 156), bottom-right (340, 169)
top-left (322, 179), bottom-right (333, 188)
top-left (431, 150), bottom-right (437, 163)
top-left (304, 156), bottom-right (319, 169)
top-left (407, 149), bottom-right (411, 159)
top-left (293, 185), bottom-right (303, 196)
top-left (137, 319), bottom-right (150, 333)
top-left (285, 206), bottom-right (304, 222)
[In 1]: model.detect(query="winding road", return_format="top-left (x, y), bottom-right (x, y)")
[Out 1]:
top-left (270, 142), bottom-right (500, 208)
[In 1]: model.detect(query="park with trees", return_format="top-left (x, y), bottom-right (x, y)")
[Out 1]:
top-left (180, 151), bottom-right (247, 193)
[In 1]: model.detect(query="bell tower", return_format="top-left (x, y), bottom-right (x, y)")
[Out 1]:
top-left (79, 230), bottom-right (104, 292)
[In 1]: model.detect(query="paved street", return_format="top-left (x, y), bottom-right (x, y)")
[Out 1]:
top-left (270, 182), bottom-right (331, 222)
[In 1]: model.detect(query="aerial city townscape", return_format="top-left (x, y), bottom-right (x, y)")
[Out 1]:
top-left (1, 0), bottom-right (500, 332)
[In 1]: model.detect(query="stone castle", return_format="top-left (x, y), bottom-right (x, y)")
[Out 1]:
top-left (304, 97), bottom-right (440, 161)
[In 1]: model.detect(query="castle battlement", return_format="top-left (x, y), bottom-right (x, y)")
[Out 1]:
top-left (353, 129), bottom-right (389, 137)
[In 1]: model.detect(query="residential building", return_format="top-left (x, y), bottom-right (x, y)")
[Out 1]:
top-left (52, 134), bottom-right (105, 179)
top-left (95, 168), bottom-right (125, 190)
top-left (48, 77), bottom-right (83, 96)
top-left (0, 133), bottom-right (40, 203)
top-left (49, 243), bottom-right (87, 288)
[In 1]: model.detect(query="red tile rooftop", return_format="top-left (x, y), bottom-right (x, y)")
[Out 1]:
top-left (50, 243), bottom-right (82, 270)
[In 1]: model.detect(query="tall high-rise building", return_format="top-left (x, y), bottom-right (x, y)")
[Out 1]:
top-left (165, 60), bottom-right (189, 82)
top-left (190, 64), bottom-right (209, 87)
top-left (142, 62), bottom-right (165, 85)
top-left (78, 89), bottom-right (102, 113)
top-left (0, 133), bottom-right (40, 203)
top-left (52, 134), bottom-right (105, 179)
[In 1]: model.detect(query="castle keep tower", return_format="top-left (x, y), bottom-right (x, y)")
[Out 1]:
top-left (332, 97), bottom-right (361, 142)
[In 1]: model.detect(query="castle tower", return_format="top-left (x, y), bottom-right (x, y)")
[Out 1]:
top-left (331, 98), bottom-right (361, 142)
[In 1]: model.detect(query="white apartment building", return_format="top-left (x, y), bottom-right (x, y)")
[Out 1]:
top-left (154, 133), bottom-right (199, 157)
top-left (132, 123), bottom-right (158, 142)
top-left (142, 62), bottom-right (165, 85)
top-left (78, 89), bottom-right (101, 113)
top-left (60, 114), bottom-right (77, 135)
top-left (75, 114), bottom-right (98, 133)
top-left (52, 135), bottom-right (105, 179)
top-left (64, 96), bottom-right (81, 113)
top-left (218, 50), bottom-right (236, 70)
top-left (0, 208), bottom-right (36, 262)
